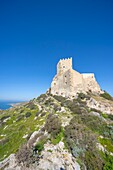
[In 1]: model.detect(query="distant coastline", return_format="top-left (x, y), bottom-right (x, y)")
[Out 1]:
top-left (0, 101), bottom-right (25, 110)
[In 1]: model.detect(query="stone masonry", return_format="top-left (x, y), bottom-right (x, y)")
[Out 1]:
top-left (51, 58), bottom-right (102, 97)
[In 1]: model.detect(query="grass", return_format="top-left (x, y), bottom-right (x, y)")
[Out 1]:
top-left (99, 138), bottom-right (113, 153)
top-left (0, 104), bottom-right (49, 161)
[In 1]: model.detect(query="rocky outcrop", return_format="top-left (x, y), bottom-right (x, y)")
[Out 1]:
top-left (87, 97), bottom-right (113, 114)
top-left (1, 142), bottom-right (80, 170)
top-left (37, 141), bottom-right (80, 170)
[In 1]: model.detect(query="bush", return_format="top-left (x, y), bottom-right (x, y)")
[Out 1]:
top-left (37, 94), bottom-right (47, 102)
top-left (78, 93), bottom-right (90, 100)
top-left (72, 145), bottom-right (84, 157)
top-left (0, 115), bottom-right (10, 122)
top-left (40, 112), bottom-right (46, 117)
top-left (34, 135), bottom-right (47, 153)
top-left (51, 128), bottom-right (64, 145)
top-left (73, 114), bottom-right (108, 135)
top-left (26, 102), bottom-right (36, 110)
top-left (53, 95), bottom-right (66, 103)
top-left (103, 154), bottom-right (113, 170)
top-left (16, 144), bottom-right (39, 167)
top-left (44, 113), bottom-right (62, 137)
top-left (35, 112), bottom-right (40, 117)
top-left (64, 117), bottom-right (104, 170)
top-left (16, 115), bottom-right (24, 122)
top-left (64, 119), bottom-right (97, 151)
top-left (35, 142), bottom-right (44, 153)
top-left (25, 112), bottom-right (31, 118)
top-left (100, 91), bottom-right (113, 101)
top-left (108, 114), bottom-right (113, 120)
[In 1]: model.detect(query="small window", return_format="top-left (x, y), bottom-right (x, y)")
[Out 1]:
top-left (54, 83), bottom-right (56, 85)
top-left (63, 66), bottom-right (65, 68)
top-left (65, 82), bottom-right (67, 84)
top-left (65, 75), bottom-right (67, 77)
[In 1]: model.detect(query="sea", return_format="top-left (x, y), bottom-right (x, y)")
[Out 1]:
top-left (0, 101), bottom-right (24, 110)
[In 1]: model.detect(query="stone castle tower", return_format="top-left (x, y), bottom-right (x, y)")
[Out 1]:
top-left (51, 58), bottom-right (102, 97)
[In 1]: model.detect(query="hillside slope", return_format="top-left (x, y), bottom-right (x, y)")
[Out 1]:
top-left (0, 92), bottom-right (113, 170)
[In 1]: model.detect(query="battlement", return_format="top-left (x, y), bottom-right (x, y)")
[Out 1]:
top-left (57, 58), bottom-right (72, 74)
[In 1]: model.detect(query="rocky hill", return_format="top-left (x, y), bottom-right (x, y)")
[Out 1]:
top-left (0, 92), bottom-right (113, 170)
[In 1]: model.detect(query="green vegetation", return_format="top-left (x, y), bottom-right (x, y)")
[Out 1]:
top-left (64, 117), bottom-right (104, 170)
top-left (35, 142), bottom-right (44, 153)
top-left (0, 103), bottom-right (48, 161)
top-left (35, 135), bottom-right (47, 153)
top-left (51, 128), bottom-right (64, 145)
top-left (44, 113), bottom-right (62, 137)
top-left (103, 154), bottom-right (113, 170)
top-left (100, 91), bottom-right (113, 101)
top-left (1, 93), bottom-right (113, 170)
top-left (99, 138), bottom-right (113, 153)
top-left (108, 114), bottom-right (113, 120)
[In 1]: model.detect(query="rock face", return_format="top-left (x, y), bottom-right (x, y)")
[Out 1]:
top-left (51, 58), bottom-right (102, 97)
top-left (37, 141), bottom-right (80, 170)
top-left (87, 97), bottom-right (113, 114)
top-left (1, 142), bottom-right (80, 170)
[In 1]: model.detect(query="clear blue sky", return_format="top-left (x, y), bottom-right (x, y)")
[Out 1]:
top-left (0, 0), bottom-right (113, 100)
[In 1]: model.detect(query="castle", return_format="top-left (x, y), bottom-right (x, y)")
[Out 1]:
top-left (50, 58), bottom-right (102, 97)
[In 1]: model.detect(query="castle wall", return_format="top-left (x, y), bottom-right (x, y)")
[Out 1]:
top-left (51, 58), bottom-right (101, 97)
top-left (82, 74), bottom-right (101, 93)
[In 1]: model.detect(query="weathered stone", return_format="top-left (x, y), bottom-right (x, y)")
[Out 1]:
top-left (51, 58), bottom-right (102, 97)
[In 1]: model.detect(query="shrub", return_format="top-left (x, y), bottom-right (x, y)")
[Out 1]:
top-left (103, 154), bottom-right (113, 170)
top-left (100, 91), bottom-right (113, 101)
top-left (64, 117), bottom-right (104, 170)
top-left (34, 135), bottom-right (47, 153)
top-left (40, 112), bottom-right (46, 117)
top-left (0, 115), bottom-right (10, 122)
top-left (99, 138), bottom-right (113, 153)
top-left (44, 113), bottom-right (62, 137)
top-left (26, 102), bottom-right (36, 110)
top-left (108, 114), bottom-right (113, 120)
top-left (51, 128), bottom-right (64, 145)
top-left (64, 119), bottom-right (97, 151)
top-left (37, 94), bottom-right (47, 102)
top-left (35, 142), bottom-right (44, 153)
top-left (73, 114), bottom-right (108, 135)
top-left (16, 115), bottom-right (24, 122)
top-left (78, 93), bottom-right (90, 100)
top-left (25, 112), bottom-right (31, 118)
top-left (84, 149), bottom-right (104, 170)
top-left (72, 145), bottom-right (84, 157)
top-left (35, 112), bottom-right (40, 117)
top-left (16, 144), bottom-right (39, 167)
top-left (53, 95), bottom-right (66, 103)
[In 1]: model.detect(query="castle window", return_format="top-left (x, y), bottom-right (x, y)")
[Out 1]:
top-left (54, 83), bottom-right (56, 85)
top-left (63, 66), bottom-right (65, 68)
top-left (65, 75), bottom-right (67, 77)
top-left (65, 82), bottom-right (67, 84)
